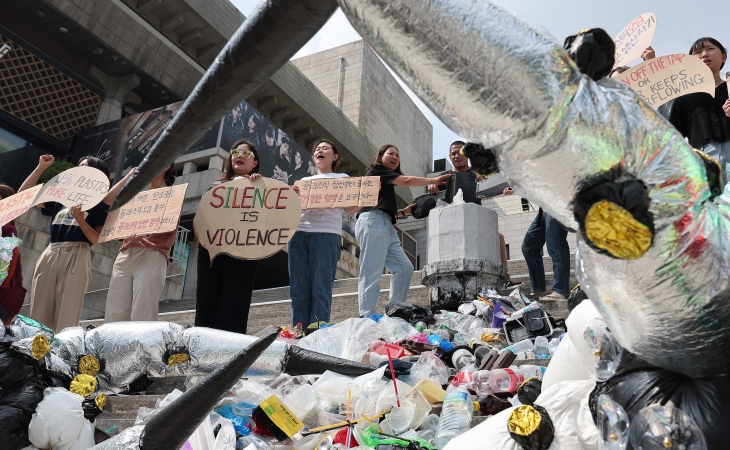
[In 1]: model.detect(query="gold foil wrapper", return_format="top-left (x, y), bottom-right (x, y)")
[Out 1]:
top-left (31, 334), bottom-right (50, 360)
top-left (167, 353), bottom-right (190, 366)
top-left (508, 405), bottom-right (542, 436)
top-left (585, 200), bottom-right (652, 260)
top-left (78, 354), bottom-right (101, 376)
top-left (95, 393), bottom-right (107, 411)
top-left (70, 374), bottom-right (97, 397)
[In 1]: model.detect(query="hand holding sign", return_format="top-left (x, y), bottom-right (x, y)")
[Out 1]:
top-left (617, 54), bottom-right (715, 108)
top-left (32, 166), bottom-right (110, 211)
top-left (613, 12), bottom-right (657, 67)
top-left (193, 177), bottom-right (301, 261)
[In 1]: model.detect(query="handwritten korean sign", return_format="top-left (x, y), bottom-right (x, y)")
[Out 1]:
top-left (294, 176), bottom-right (379, 209)
top-left (97, 184), bottom-right (188, 243)
top-left (32, 166), bottom-right (110, 211)
top-left (613, 12), bottom-right (656, 67)
top-left (618, 54), bottom-right (714, 107)
top-left (0, 185), bottom-right (43, 227)
top-left (193, 178), bottom-right (300, 261)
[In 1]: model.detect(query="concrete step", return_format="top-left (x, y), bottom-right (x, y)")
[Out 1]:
top-left (506, 253), bottom-right (577, 280)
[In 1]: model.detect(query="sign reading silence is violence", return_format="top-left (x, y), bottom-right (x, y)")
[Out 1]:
top-left (0, 166), bottom-right (110, 226)
top-left (193, 177), bottom-right (301, 261)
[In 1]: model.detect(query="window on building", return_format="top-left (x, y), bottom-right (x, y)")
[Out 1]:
top-left (0, 125), bottom-right (61, 189)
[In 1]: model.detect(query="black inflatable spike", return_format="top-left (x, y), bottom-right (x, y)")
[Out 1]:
top-left (285, 345), bottom-right (375, 377)
top-left (139, 330), bottom-right (278, 450)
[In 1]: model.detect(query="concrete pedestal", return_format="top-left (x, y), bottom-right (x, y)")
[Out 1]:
top-left (421, 203), bottom-right (505, 304)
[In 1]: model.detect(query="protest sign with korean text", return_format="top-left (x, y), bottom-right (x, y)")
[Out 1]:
top-left (193, 178), bottom-right (300, 261)
top-left (0, 185), bottom-right (43, 227)
top-left (32, 166), bottom-right (110, 211)
top-left (618, 54), bottom-right (714, 108)
top-left (97, 184), bottom-right (188, 243)
top-left (613, 12), bottom-right (656, 67)
top-left (294, 176), bottom-right (379, 209)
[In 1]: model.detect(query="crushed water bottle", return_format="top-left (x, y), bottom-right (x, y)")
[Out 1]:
top-left (548, 336), bottom-right (561, 356)
top-left (434, 387), bottom-right (475, 449)
top-left (515, 365), bottom-right (545, 381)
top-left (502, 338), bottom-right (534, 354)
top-left (533, 336), bottom-right (551, 358)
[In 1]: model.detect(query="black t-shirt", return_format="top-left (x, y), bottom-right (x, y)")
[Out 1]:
top-left (42, 201), bottom-right (109, 244)
top-left (359, 164), bottom-right (400, 223)
top-left (669, 81), bottom-right (730, 148)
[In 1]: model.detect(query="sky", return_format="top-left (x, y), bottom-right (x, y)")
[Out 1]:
top-left (230, 0), bottom-right (730, 163)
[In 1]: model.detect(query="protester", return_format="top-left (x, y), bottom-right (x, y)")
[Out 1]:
top-left (427, 141), bottom-right (520, 289)
top-left (104, 164), bottom-right (177, 323)
top-left (356, 144), bottom-right (451, 317)
top-left (289, 138), bottom-right (361, 327)
top-left (521, 206), bottom-right (570, 300)
top-left (0, 184), bottom-right (26, 325)
top-left (669, 37), bottom-right (730, 185)
top-left (195, 139), bottom-right (262, 334)
top-left (17, 155), bottom-right (134, 332)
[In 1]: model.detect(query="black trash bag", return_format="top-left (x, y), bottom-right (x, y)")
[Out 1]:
top-left (517, 378), bottom-right (542, 406)
top-left (0, 375), bottom-right (45, 450)
top-left (430, 293), bottom-right (463, 313)
top-left (567, 285), bottom-right (588, 312)
top-left (385, 303), bottom-right (434, 325)
top-left (563, 28), bottom-right (615, 81)
top-left (0, 341), bottom-right (36, 390)
top-left (590, 351), bottom-right (730, 449)
top-left (411, 194), bottom-right (439, 220)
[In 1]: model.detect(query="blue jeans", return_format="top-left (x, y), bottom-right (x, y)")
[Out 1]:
top-left (355, 210), bottom-right (414, 316)
top-left (521, 209), bottom-right (571, 296)
top-left (288, 231), bottom-right (342, 327)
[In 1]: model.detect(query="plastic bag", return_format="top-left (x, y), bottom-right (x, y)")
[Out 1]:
top-left (28, 388), bottom-right (85, 449)
top-left (0, 381), bottom-right (45, 450)
top-left (384, 303), bottom-right (434, 325)
top-left (210, 411), bottom-right (237, 450)
top-left (56, 418), bottom-right (95, 450)
top-left (297, 318), bottom-right (386, 362)
top-left (378, 316), bottom-right (419, 343)
top-left (407, 351), bottom-right (449, 386)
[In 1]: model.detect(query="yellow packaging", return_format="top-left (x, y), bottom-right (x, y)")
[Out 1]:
top-left (259, 395), bottom-right (304, 438)
top-left (414, 378), bottom-right (446, 404)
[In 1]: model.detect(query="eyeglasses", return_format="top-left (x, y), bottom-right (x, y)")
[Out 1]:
top-left (231, 149), bottom-right (253, 159)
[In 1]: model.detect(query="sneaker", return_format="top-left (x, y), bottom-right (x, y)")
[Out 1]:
top-left (539, 292), bottom-right (567, 301)
top-left (501, 280), bottom-right (523, 291)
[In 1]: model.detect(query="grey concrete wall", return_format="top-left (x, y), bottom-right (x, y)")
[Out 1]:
top-left (292, 41), bottom-right (433, 200)
top-left (14, 207), bottom-right (187, 321)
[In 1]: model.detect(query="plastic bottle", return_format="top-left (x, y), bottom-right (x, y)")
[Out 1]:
top-left (515, 364), bottom-right (545, 381)
top-left (471, 370), bottom-right (493, 396)
top-left (451, 349), bottom-right (475, 370)
top-left (434, 387), bottom-right (475, 449)
top-left (548, 337), bottom-right (561, 356)
top-left (489, 368), bottom-right (524, 394)
top-left (533, 336), bottom-right (551, 358)
top-left (501, 338), bottom-right (534, 354)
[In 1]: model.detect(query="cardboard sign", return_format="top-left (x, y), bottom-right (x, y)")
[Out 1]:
top-left (613, 12), bottom-right (656, 67)
top-left (97, 184), bottom-right (188, 243)
top-left (32, 166), bottom-right (110, 211)
top-left (294, 176), bottom-right (379, 209)
top-left (618, 54), bottom-right (715, 107)
top-left (0, 184), bottom-right (43, 226)
top-left (193, 177), bottom-right (301, 260)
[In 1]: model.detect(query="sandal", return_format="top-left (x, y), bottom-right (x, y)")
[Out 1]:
top-left (539, 292), bottom-right (566, 301)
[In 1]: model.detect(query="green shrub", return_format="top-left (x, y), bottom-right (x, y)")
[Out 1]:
top-left (38, 161), bottom-right (74, 184)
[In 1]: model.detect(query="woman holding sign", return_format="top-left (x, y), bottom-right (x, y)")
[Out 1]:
top-left (670, 38), bottom-right (730, 185)
top-left (288, 139), bottom-right (360, 328)
top-left (195, 139), bottom-right (262, 334)
top-left (0, 184), bottom-right (26, 324)
top-left (356, 145), bottom-right (451, 317)
top-left (105, 164), bottom-right (177, 323)
top-left (17, 155), bottom-right (135, 332)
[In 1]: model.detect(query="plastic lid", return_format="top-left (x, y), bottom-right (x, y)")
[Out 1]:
top-left (387, 402), bottom-right (415, 434)
top-left (473, 401), bottom-right (480, 412)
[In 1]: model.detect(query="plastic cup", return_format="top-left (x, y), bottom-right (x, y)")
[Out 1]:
top-left (293, 433), bottom-right (323, 450)
top-left (387, 402), bottom-right (415, 434)
top-left (419, 414), bottom-right (440, 432)
top-left (285, 385), bottom-right (317, 418)
top-left (403, 388), bottom-right (431, 430)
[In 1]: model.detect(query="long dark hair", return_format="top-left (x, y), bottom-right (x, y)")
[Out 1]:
top-left (0, 183), bottom-right (15, 200)
top-left (366, 144), bottom-right (403, 174)
top-left (689, 37), bottom-right (727, 70)
top-left (218, 139), bottom-right (260, 181)
top-left (163, 165), bottom-right (175, 187)
top-left (79, 156), bottom-right (111, 181)
top-left (311, 138), bottom-right (341, 172)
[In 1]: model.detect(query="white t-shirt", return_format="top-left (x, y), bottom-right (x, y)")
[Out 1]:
top-left (297, 173), bottom-right (349, 235)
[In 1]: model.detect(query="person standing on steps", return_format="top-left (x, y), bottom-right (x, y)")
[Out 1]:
top-left (289, 138), bottom-right (362, 327)
top-left (521, 206), bottom-right (571, 301)
top-left (194, 139), bottom-right (262, 334)
top-left (427, 141), bottom-right (521, 290)
top-left (105, 164), bottom-right (177, 323)
top-left (356, 144), bottom-right (451, 317)
top-left (18, 155), bottom-right (135, 332)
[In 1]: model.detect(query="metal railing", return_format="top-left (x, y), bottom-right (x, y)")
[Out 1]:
top-left (395, 225), bottom-right (418, 268)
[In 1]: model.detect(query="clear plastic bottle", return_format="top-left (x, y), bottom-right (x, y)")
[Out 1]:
top-left (548, 336), bottom-right (561, 356)
top-left (451, 349), bottom-right (475, 370)
top-left (488, 368), bottom-right (524, 394)
top-left (434, 387), bottom-right (475, 450)
top-left (515, 364), bottom-right (545, 381)
top-left (471, 370), bottom-right (493, 396)
top-left (533, 336), bottom-right (551, 358)
top-left (502, 338), bottom-right (534, 354)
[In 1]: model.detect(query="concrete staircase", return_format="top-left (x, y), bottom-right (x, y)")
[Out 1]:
top-left (88, 265), bottom-right (572, 436)
top-left (509, 254), bottom-right (579, 296)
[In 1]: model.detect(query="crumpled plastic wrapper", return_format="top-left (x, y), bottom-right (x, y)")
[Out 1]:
top-left (11, 334), bottom-right (50, 361)
top-left (297, 318), bottom-right (387, 361)
top-left (45, 326), bottom-right (87, 381)
top-left (377, 316), bottom-right (419, 343)
top-left (178, 327), bottom-right (288, 378)
top-left (8, 315), bottom-right (53, 340)
top-left (85, 322), bottom-right (185, 392)
top-left (337, 0), bottom-right (730, 377)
